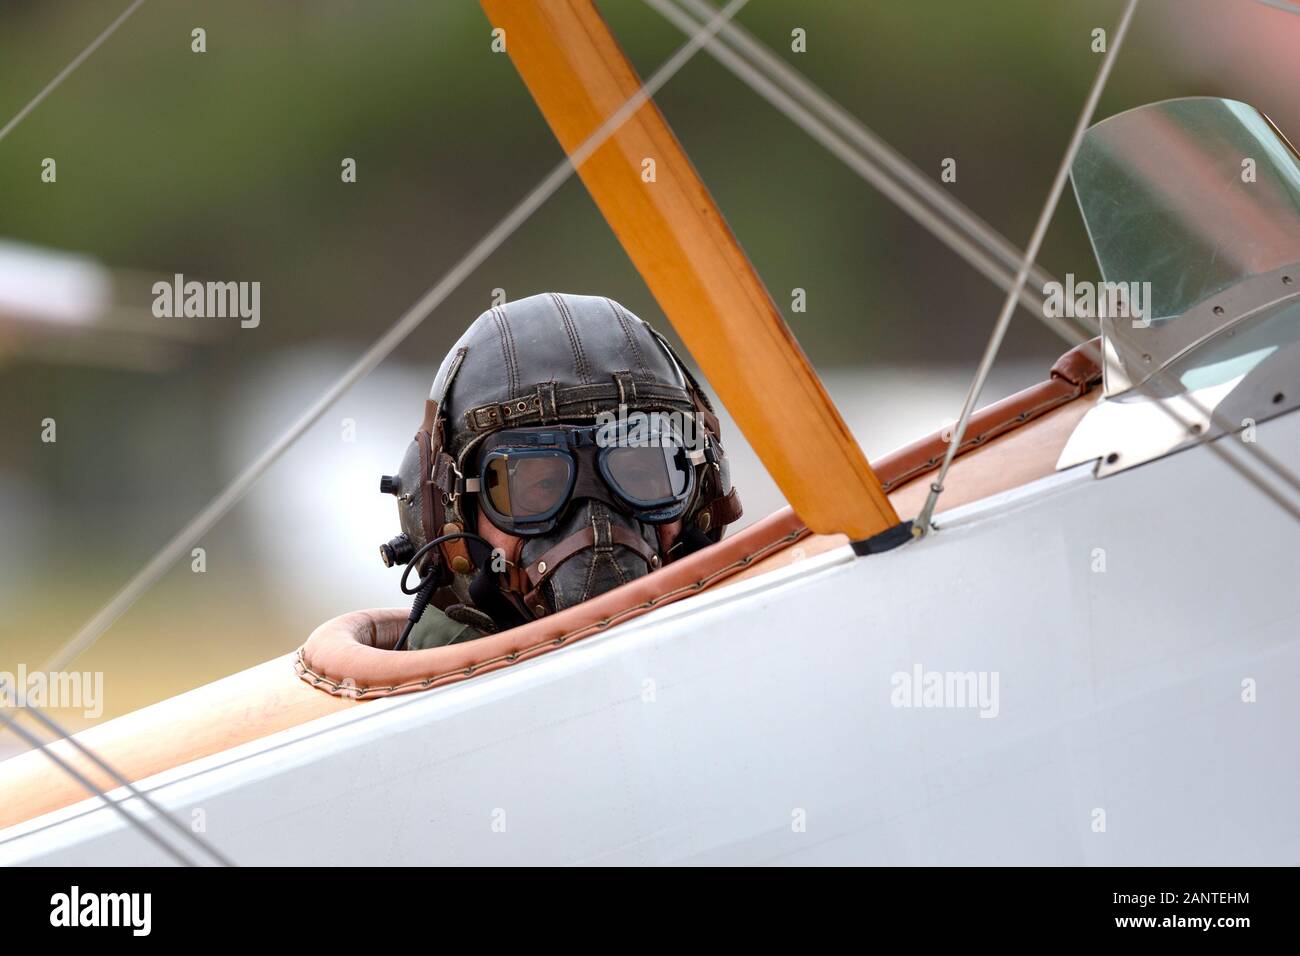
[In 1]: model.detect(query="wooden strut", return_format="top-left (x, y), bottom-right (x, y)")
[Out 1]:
top-left (478, 0), bottom-right (899, 539)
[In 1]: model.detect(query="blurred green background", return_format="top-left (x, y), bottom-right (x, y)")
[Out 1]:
top-left (2, 0), bottom-right (1297, 745)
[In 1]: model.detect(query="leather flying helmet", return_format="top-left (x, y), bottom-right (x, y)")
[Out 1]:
top-left (378, 293), bottom-right (742, 631)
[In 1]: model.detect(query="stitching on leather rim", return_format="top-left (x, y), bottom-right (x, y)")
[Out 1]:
top-left (879, 389), bottom-right (1077, 492)
top-left (295, 527), bottom-right (811, 699)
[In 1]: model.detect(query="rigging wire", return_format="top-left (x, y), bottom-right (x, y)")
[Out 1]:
top-left (1, 0), bottom-right (752, 858)
top-left (31, 0), bottom-right (752, 680)
top-left (0, 707), bottom-right (196, 866)
top-left (17, 703), bottom-right (237, 866)
top-left (655, 0), bottom-right (1063, 326)
top-left (649, 0), bottom-right (1300, 523)
top-left (0, 0), bottom-right (148, 144)
top-left (6, 0), bottom-right (1299, 858)
top-left (914, 0), bottom-right (1141, 533)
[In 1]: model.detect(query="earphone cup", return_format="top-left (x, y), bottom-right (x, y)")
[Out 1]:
top-left (394, 438), bottom-right (427, 551)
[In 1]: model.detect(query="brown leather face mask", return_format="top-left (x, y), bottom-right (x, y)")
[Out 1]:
top-left (519, 499), bottom-right (660, 613)
top-left (474, 495), bottom-right (663, 620)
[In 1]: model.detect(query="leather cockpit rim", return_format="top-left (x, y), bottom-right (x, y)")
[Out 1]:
top-left (295, 526), bottom-right (809, 698)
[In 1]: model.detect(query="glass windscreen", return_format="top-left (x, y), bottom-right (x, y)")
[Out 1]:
top-left (1071, 97), bottom-right (1300, 323)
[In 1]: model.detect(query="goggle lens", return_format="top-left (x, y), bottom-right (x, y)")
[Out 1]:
top-left (484, 452), bottom-right (573, 521)
top-left (602, 442), bottom-right (689, 506)
top-left (476, 426), bottom-right (695, 533)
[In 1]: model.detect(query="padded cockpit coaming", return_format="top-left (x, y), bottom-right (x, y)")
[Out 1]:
top-left (296, 339), bottom-right (1103, 699)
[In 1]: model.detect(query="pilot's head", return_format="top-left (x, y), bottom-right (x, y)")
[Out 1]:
top-left (382, 293), bottom-right (741, 629)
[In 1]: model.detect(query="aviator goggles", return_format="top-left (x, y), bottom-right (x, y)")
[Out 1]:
top-left (465, 423), bottom-right (702, 535)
